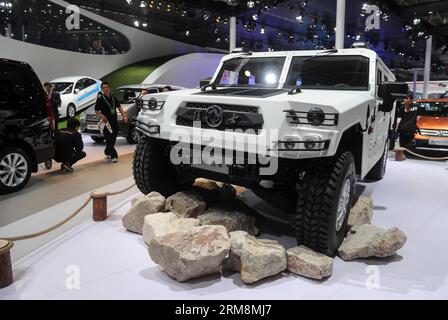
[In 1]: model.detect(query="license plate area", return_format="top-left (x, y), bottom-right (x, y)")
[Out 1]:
top-left (87, 124), bottom-right (99, 131)
top-left (429, 139), bottom-right (448, 146)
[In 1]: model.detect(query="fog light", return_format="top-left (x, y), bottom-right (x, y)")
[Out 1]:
top-left (284, 139), bottom-right (296, 150)
top-left (305, 140), bottom-right (316, 150)
top-left (148, 98), bottom-right (158, 110)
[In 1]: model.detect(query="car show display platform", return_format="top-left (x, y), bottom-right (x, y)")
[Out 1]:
top-left (0, 156), bottom-right (447, 300)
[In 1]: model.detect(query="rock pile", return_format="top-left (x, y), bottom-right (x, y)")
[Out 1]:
top-left (123, 179), bottom-right (407, 285)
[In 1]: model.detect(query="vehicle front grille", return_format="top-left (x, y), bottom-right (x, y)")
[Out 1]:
top-left (85, 114), bottom-right (99, 122)
top-left (175, 102), bottom-right (263, 134)
top-left (420, 129), bottom-right (448, 137)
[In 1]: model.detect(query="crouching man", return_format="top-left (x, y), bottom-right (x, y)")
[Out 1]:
top-left (54, 118), bottom-right (86, 173)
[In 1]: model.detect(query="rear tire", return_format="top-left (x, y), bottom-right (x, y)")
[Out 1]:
top-left (296, 151), bottom-right (355, 257)
top-left (126, 126), bottom-right (139, 145)
top-left (67, 104), bottom-right (76, 118)
top-left (0, 147), bottom-right (32, 195)
top-left (133, 137), bottom-right (192, 197)
top-left (365, 140), bottom-right (389, 181)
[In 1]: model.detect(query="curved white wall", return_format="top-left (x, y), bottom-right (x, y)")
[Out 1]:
top-left (0, 0), bottom-right (206, 82)
top-left (143, 53), bottom-right (225, 88)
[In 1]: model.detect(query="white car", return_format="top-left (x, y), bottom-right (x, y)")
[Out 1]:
top-left (134, 45), bottom-right (408, 256)
top-left (50, 76), bottom-right (102, 118)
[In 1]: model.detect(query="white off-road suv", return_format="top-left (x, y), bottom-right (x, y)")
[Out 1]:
top-left (133, 46), bottom-right (408, 256)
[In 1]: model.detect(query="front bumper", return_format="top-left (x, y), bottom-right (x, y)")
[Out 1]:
top-left (414, 135), bottom-right (448, 151)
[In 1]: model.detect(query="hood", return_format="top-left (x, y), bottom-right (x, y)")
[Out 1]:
top-left (166, 88), bottom-right (372, 111)
top-left (418, 116), bottom-right (448, 130)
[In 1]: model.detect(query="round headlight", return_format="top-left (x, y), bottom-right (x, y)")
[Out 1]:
top-left (148, 98), bottom-right (158, 110)
top-left (307, 108), bottom-right (325, 126)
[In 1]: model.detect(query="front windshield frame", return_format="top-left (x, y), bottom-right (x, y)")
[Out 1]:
top-left (215, 56), bottom-right (286, 89)
top-left (113, 88), bottom-right (156, 104)
top-left (285, 55), bottom-right (370, 91)
top-left (415, 101), bottom-right (448, 117)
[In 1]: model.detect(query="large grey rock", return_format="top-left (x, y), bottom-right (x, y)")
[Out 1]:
top-left (198, 208), bottom-right (258, 235)
top-left (339, 224), bottom-right (407, 261)
top-left (166, 191), bottom-right (207, 218)
top-left (122, 192), bottom-right (166, 234)
top-left (142, 212), bottom-right (200, 245)
top-left (240, 237), bottom-right (287, 284)
top-left (148, 225), bottom-right (230, 282)
top-left (287, 246), bottom-right (333, 280)
top-left (348, 196), bottom-right (374, 227)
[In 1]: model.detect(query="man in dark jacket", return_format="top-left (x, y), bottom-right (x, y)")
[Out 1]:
top-left (95, 82), bottom-right (128, 163)
top-left (44, 82), bottom-right (62, 130)
top-left (54, 118), bottom-right (86, 172)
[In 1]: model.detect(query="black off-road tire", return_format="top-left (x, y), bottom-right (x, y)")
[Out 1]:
top-left (365, 140), bottom-right (389, 181)
top-left (296, 151), bottom-right (356, 257)
top-left (133, 137), bottom-right (191, 197)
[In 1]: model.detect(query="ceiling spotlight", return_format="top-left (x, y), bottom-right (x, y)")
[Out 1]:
top-left (413, 18), bottom-right (421, 25)
top-left (142, 22), bottom-right (148, 27)
top-left (134, 20), bottom-right (140, 27)
top-left (126, 0), bottom-right (132, 5)
top-left (140, 1), bottom-right (146, 7)
top-left (247, 1), bottom-right (255, 8)
top-left (252, 13), bottom-right (258, 21)
top-left (260, 26), bottom-right (265, 34)
top-left (296, 15), bottom-right (303, 23)
top-left (185, 30), bottom-right (190, 36)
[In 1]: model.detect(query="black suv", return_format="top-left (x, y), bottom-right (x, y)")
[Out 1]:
top-left (0, 59), bottom-right (54, 194)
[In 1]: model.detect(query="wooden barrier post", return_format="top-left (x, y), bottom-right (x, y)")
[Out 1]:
top-left (394, 147), bottom-right (406, 161)
top-left (91, 192), bottom-right (108, 222)
top-left (0, 239), bottom-right (14, 289)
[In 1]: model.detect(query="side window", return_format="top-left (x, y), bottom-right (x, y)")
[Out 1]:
top-left (75, 80), bottom-right (84, 92)
top-left (84, 78), bottom-right (96, 88)
top-left (0, 67), bottom-right (26, 108)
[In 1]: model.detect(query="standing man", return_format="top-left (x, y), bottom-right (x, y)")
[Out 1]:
top-left (95, 82), bottom-right (128, 163)
top-left (43, 82), bottom-right (62, 130)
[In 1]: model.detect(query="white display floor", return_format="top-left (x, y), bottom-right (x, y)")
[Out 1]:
top-left (1, 156), bottom-right (448, 300)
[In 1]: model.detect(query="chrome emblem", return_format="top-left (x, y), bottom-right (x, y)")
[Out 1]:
top-left (205, 105), bottom-right (224, 128)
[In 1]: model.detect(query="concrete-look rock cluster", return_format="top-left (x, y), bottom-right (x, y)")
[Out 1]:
top-left (123, 181), bottom-right (407, 284)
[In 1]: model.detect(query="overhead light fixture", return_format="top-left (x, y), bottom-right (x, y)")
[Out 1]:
top-left (260, 26), bottom-right (265, 34)
top-left (140, 1), bottom-right (146, 7)
top-left (134, 20), bottom-right (140, 27)
top-left (185, 30), bottom-right (190, 36)
top-left (252, 13), bottom-right (258, 21)
top-left (247, 1), bottom-right (255, 9)
top-left (296, 15), bottom-right (303, 24)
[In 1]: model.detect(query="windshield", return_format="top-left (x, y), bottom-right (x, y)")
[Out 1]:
top-left (285, 55), bottom-right (370, 91)
top-left (51, 82), bottom-right (73, 94)
top-left (415, 101), bottom-right (448, 117)
top-left (216, 57), bottom-right (285, 88)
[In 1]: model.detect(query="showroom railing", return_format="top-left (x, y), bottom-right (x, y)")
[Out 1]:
top-left (0, 183), bottom-right (136, 289)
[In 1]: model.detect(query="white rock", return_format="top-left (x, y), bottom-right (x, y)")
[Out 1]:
top-left (166, 191), bottom-right (207, 218)
top-left (122, 192), bottom-right (166, 234)
top-left (223, 231), bottom-right (250, 272)
top-left (338, 224), bottom-right (407, 261)
top-left (148, 225), bottom-right (230, 282)
top-left (348, 196), bottom-right (374, 227)
top-left (142, 212), bottom-right (200, 245)
top-left (198, 208), bottom-right (258, 235)
top-left (287, 246), bottom-right (333, 280)
top-left (240, 237), bottom-right (287, 284)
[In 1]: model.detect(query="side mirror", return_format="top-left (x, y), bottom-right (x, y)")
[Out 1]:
top-left (378, 82), bottom-right (409, 113)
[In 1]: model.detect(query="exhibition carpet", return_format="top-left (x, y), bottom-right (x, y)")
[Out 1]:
top-left (1, 156), bottom-right (448, 299)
